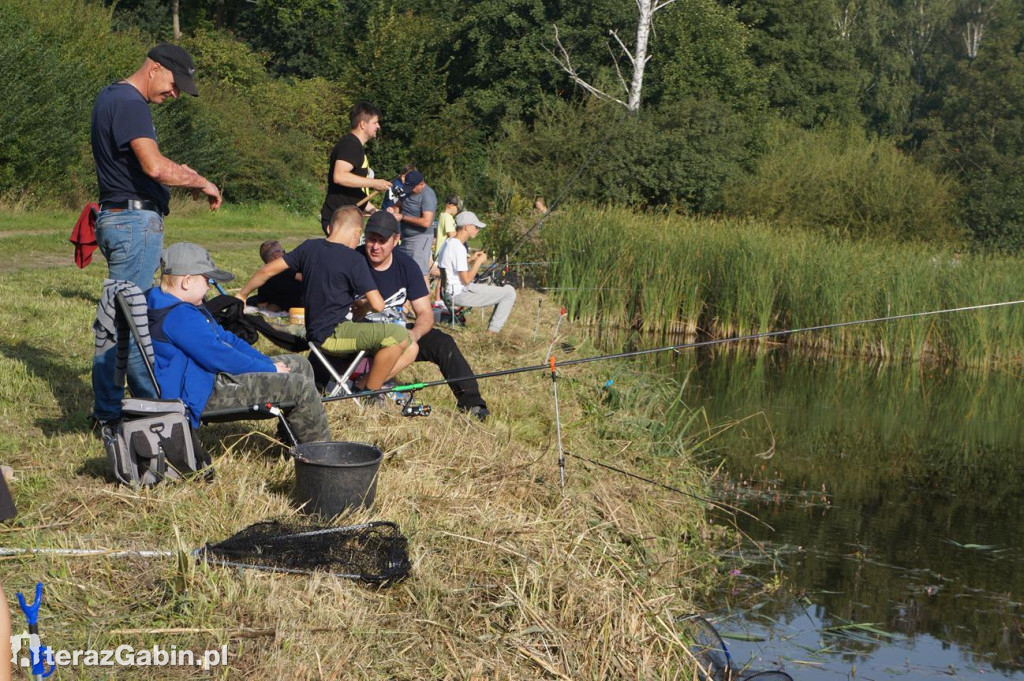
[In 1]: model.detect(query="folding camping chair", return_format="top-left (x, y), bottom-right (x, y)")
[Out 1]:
top-left (245, 315), bottom-right (366, 400)
top-left (309, 343), bottom-right (366, 398)
top-left (112, 285), bottom-right (294, 425)
top-left (438, 267), bottom-right (467, 328)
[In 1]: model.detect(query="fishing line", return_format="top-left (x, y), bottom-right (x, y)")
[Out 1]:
top-left (545, 307), bottom-right (568, 363)
top-left (323, 297), bottom-right (1024, 403)
top-left (563, 452), bottom-right (766, 524)
top-left (320, 299), bottom-right (1024, 522)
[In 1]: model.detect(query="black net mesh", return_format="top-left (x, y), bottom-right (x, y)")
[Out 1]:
top-left (683, 615), bottom-right (732, 680)
top-left (196, 520), bottom-right (411, 584)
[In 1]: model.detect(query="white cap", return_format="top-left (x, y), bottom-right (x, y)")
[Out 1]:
top-left (455, 211), bottom-right (485, 229)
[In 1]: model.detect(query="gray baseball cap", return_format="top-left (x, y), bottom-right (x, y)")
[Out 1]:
top-left (161, 242), bottom-right (234, 281)
top-left (455, 211), bottom-right (486, 229)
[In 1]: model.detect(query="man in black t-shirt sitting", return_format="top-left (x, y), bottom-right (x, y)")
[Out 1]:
top-left (237, 208), bottom-right (416, 394)
top-left (356, 212), bottom-right (490, 420)
top-left (319, 101), bottom-right (393, 234)
top-left (253, 239), bottom-right (303, 311)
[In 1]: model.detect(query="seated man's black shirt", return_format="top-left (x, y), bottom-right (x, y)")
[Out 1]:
top-left (258, 269), bottom-right (304, 310)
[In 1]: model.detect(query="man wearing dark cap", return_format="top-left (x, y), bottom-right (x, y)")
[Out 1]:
top-left (394, 169), bottom-right (437, 283)
top-left (90, 43), bottom-right (223, 426)
top-left (357, 212), bottom-right (490, 420)
top-left (91, 43), bottom-right (223, 284)
top-left (146, 243), bottom-right (330, 443)
top-left (236, 207), bottom-right (414, 396)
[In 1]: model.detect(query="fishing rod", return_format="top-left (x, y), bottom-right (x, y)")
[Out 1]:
top-left (323, 297), bottom-right (1024, 403)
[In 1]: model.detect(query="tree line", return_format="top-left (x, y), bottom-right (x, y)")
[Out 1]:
top-left (2, 0), bottom-right (1022, 250)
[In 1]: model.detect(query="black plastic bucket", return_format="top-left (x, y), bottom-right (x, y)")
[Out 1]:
top-left (293, 441), bottom-right (383, 517)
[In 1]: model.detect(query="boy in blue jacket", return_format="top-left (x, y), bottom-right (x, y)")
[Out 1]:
top-left (146, 242), bottom-right (330, 443)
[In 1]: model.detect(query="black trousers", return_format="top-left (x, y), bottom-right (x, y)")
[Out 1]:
top-left (313, 327), bottom-right (486, 410)
top-left (414, 328), bottom-right (487, 409)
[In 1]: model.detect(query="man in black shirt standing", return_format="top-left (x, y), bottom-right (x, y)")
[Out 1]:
top-left (320, 101), bottom-right (393, 233)
top-left (90, 42), bottom-right (222, 426)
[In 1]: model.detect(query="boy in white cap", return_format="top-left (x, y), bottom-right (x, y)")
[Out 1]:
top-left (436, 211), bottom-right (517, 333)
top-left (146, 243), bottom-right (330, 443)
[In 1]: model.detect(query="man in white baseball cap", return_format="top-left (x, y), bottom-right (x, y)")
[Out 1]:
top-left (436, 211), bottom-right (517, 333)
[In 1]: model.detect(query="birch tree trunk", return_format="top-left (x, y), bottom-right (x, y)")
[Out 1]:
top-left (553, 0), bottom-right (677, 113)
top-left (629, 0), bottom-right (654, 111)
top-left (172, 0), bottom-right (181, 39)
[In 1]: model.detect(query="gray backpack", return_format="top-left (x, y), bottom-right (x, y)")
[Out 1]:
top-left (102, 398), bottom-right (212, 488)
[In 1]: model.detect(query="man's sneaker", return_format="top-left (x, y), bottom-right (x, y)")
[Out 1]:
top-left (460, 405), bottom-right (490, 422)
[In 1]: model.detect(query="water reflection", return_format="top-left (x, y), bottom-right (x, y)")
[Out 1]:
top-left (682, 350), bottom-right (1024, 679)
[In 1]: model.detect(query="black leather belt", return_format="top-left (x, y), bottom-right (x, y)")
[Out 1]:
top-left (100, 199), bottom-right (162, 213)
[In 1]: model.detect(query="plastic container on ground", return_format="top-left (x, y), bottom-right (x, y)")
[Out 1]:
top-left (293, 441), bottom-right (383, 517)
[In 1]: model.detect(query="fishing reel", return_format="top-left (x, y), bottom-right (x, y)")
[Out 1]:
top-left (395, 392), bottom-right (431, 418)
top-left (385, 182), bottom-right (409, 205)
top-left (474, 261), bottom-right (506, 286)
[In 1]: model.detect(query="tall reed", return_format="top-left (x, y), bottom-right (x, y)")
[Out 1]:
top-left (545, 206), bottom-right (1024, 365)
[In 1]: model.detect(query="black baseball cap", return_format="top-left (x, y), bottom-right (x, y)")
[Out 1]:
top-left (365, 211), bottom-right (399, 238)
top-left (404, 169), bottom-right (424, 187)
top-left (148, 43), bottom-right (199, 97)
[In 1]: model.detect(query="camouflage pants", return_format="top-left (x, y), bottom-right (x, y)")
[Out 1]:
top-left (203, 353), bottom-right (330, 444)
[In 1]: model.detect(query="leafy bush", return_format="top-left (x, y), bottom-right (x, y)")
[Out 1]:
top-left (723, 122), bottom-right (961, 242)
top-left (174, 29), bottom-right (348, 207)
top-left (0, 0), bottom-right (141, 203)
top-left (0, 0), bottom-right (345, 210)
top-left (489, 96), bottom-right (763, 213)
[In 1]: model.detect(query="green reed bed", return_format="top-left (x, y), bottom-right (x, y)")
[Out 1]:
top-left (545, 206), bottom-right (1024, 365)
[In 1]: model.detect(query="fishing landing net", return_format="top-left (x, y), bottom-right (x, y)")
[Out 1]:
top-left (196, 520), bottom-right (411, 584)
top-left (681, 615), bottom-right (794, 681)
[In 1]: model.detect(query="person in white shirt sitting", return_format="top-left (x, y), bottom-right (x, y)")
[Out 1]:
top-left (436, 211), bottom-right (517, 334)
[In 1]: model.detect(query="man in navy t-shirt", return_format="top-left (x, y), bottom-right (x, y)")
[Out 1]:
top-left (357, 212), bottom-right (491, 420)
top-left (90, 43), bottom-right (223, 426)
top-left (237, 207), bottom-right (415, 394)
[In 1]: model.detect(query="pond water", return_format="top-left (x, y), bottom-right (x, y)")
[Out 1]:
top-left (681, 350), bottom-right (1024, 680)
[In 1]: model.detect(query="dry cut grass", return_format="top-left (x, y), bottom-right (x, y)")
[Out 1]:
top-left (0, 206), bottom-right (728, 679)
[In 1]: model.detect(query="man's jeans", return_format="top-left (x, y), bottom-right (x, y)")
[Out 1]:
top-left (91, 209), bottom-right (163, 423)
